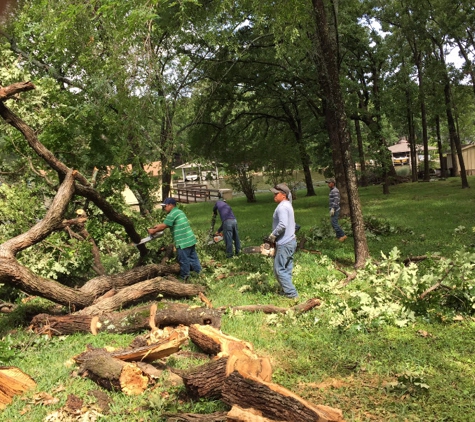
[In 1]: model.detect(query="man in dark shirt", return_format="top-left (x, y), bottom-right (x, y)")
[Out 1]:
top-left (213, 196), bottom-right (241, 258)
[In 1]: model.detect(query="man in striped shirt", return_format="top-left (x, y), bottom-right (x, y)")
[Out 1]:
top-left (325, 178), bottom-right (347, 242)
top-left (148, 197), bottom-right (202, 280)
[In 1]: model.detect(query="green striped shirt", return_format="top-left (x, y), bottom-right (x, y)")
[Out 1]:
top-left (163, 207), bottom-right (197, 249)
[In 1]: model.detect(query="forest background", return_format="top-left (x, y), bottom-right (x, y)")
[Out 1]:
top-left (1, 0), bottom-right (475, 420)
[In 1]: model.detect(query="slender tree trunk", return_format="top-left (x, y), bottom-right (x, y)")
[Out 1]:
top-left (414, 57), bottom-right (430, 182)
top-left (311, 0), bottom-right (369, 267)
top-left (402, 60), bottom-right (418, 181)
top-left (354, 119), bottom-right (367, 187)
top-left (439, 50), bottom-right (470, 188)
top-left (286, 107), bottom-right (316, 196)
top-left (435, 115), bottom-right (448, 178)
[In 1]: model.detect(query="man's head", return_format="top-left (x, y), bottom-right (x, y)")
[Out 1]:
top-left (325, 178), bottom-right (336, 188)
top-left (270, 183), bottom-right (290, 202)
top-left (160, 197), bottom-right (177, 213)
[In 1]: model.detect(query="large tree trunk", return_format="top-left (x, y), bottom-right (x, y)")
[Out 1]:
top-left (310, 0), bottom-right (369, 267)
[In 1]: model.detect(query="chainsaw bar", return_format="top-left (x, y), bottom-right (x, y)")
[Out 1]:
top-left (134, 231), bottom-right (164, 246)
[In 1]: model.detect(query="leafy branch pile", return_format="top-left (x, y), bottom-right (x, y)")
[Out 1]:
top-left (300, 247), bottom-right (475, 331)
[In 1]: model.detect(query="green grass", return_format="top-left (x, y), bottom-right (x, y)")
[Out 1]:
top-left (1, 177), bottom-right (475, 421)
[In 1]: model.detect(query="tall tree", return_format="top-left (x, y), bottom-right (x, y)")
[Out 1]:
top-left (310, 0), bottom-right (369, 267)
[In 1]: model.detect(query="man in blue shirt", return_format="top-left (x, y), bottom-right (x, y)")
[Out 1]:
top-left (268, 184), bottom-right (298, 299)
top-left (213, 196), bottom-right (241, 258)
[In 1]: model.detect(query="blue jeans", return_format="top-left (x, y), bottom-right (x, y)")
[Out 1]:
top-left (176, 245), bottom-right (202, 279)
top-left (331, 209), bottom-right (345, 238)
top-left (222, 219), bottom-right (241, 258)
top-left (274, 239), bottom-right (298, 298)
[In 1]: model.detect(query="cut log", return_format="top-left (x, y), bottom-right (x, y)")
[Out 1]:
top-left (76, 339), bottom-right (189, 396)
top-left (30, 302), bottom-right (221, 336)
top-left (221, 371), bottom-right (345, 422)
top-left (227, 405), bottom-right (286, 422)
top-left (74, 327), bottom-right (189, 365)
top-left (162, 412), bottom-right (228, 421)
top-left (188, 324), bottom-right (254, 356)
top-left (229, 298), bottom-right (321, 314)
top-left (0, 366), bottom-right (37, 409)
top-left (151, 303), bottom-right (222, 329)
top-left (31, 305), bottom-right (154, 335)
top-left (176, 355), bottom-right (228, 399)
top-left (110, 328), bottom-right (189, 362)
top-left (188, 324), bottom-right (272, 381)
top-left (77, 351), bottom-right (148, 395)
top-left (178, 352), bottom-right (272, 400)
top-left (77, 350), bottom-right (125, 391)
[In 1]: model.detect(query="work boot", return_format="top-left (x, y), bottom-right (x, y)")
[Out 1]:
top-left (338, 235), bottom-right (347, 242)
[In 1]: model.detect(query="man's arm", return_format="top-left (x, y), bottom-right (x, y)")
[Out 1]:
top-left (148, 223), bottom-right (168, 235)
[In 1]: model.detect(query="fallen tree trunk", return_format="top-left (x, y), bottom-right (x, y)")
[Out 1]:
top-left (31, 302), bottom-right (222, 336)
top-left (77, 277), bottom-right (206, 315)
top-left (80, 263), bottom-right (179, 297)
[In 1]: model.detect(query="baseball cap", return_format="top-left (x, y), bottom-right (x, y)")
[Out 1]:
top-left (160, 197), bottom-right (177, 206)
top-left (270, 183), bottom-right (290, 196)
top-left (325, 178), bottom-right (336, 184)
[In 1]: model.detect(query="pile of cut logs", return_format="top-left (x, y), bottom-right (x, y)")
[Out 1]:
top-left (72, 319), bottom-right (344, 421)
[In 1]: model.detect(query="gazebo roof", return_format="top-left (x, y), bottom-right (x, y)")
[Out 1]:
top-left (175, 162), bottom-right (201, 169)
top-left (388, 138), bottom-right (436, 153)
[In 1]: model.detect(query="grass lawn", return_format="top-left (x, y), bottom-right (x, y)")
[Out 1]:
top-left (1, 177), bottom-right (475, 421)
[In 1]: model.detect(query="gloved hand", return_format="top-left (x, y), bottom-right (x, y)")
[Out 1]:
top-left (330, 208), bottom-right (335, 216)
top-left (268, 233), bottom-right (276, 243)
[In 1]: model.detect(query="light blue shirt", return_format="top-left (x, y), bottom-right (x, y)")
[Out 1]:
top-left (272, 200), bottom-right (295, 246)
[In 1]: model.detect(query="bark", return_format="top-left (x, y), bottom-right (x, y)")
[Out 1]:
top-left (177, 355), bottom-right (228, 399)
top-left (221, 371), bottom-right (344, 422)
